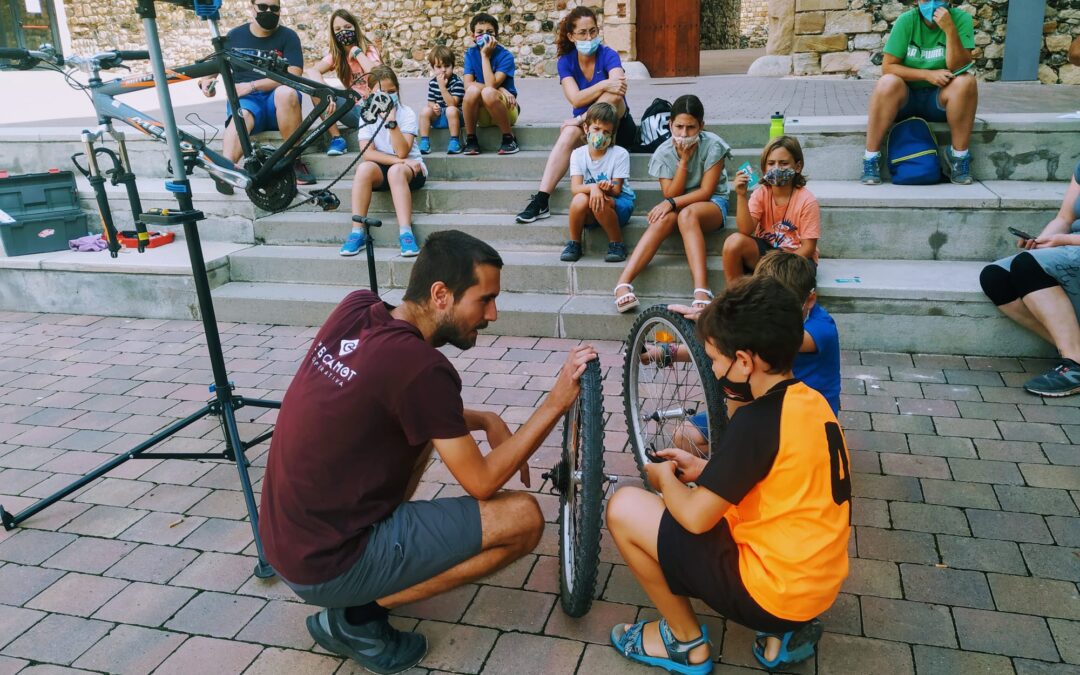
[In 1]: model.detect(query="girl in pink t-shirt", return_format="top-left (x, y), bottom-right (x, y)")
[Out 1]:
top-left (723, 135), bottom-right (821, 283)
top-left (304, 9), bottom-right (383, 156)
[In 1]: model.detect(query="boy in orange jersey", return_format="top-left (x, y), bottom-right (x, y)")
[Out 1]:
top-left (606, 275), bottom-right (851, 673)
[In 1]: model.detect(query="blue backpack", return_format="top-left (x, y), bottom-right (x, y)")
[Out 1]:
top-left (887, 117), bottom-right (944, 185)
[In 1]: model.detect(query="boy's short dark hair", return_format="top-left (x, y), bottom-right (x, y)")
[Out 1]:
top-left (696, 276), bottom-right (804, 374)
top-left (403, 230), bottom-right (504, 303)
top-left (584, 101), bottom-right (618, 128)
top-left (470, 12), bottom-right (499, 35)
top-left (428, 45), bottom-right (455, 68)
top-left (754, 251), bottom-right (817, 303)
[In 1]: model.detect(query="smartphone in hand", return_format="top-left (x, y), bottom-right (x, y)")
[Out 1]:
top-left (1008, 227), bottom-right (1036, 241)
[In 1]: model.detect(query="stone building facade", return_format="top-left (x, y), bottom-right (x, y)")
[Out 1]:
top-left (740, 0), bottom-right (768, 48)
top-left (788, 0), bottom-right (1080, 83)
top-left (61, 0), bottom-right (607, 78)
top-left (701, 0), bottom-right (769, 50)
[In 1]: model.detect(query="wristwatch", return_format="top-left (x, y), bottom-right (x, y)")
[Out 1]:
top-left (385, 120), bottom-right (398, 130)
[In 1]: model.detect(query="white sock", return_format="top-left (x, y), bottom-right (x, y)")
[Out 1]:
top-left (951, 146), bottom-right (969, 157)
top-left (864, 150), bottom-right (880, 160)
top-left (400, 226), bottom-right (413, 235)
top-left (351, 225), bottom-right (362, 234)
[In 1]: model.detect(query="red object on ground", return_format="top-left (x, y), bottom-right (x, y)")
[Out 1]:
top-left (117, 230), bottom-right (175, 249)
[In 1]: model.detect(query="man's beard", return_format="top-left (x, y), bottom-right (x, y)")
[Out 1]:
top-left (432, 314), bottom-right (487, 350)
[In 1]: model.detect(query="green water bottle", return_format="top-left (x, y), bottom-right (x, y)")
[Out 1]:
top-left (769, 111), bottom-right (785, 140)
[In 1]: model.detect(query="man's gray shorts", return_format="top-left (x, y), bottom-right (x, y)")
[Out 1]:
top-left (284, 496), bottom-right (482, 608)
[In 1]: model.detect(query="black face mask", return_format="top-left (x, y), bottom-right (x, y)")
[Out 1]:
top-left (717, 359), bottom-right (754, 403)
top-left (334, 29), bottom-right (357, 46)
top-left (255, 10), bottom-right (280, 30)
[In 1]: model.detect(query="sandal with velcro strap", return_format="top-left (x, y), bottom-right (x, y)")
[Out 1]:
top-left (752, 618), bottom-right (823, 672)
top-left (610, 618), bottom-right (712, 675)
top-left (690, 288), bottom-right (714, 309)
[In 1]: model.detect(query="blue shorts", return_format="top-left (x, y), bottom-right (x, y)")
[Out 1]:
top-left (430, 106), bottom-right (460, 129)
top-left (690, 411), bottom-right (709, 440)
top-left (710, 196), bottom-right (730, 221)
top-left (896, 86), bottom-right (947, 123)
top-left (584, 187), bottom-right (637, 228)
top-left (226, 89), bottom-right (303, 134)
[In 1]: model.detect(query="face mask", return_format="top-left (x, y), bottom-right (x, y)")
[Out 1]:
top-left (763, 167), bottom-right (797, 187)
top-left (475, 33), bottom-right (494, 48)
top-left (672, 134), bottom-right (700, 149)
top-left (586, 130), bottom-right (611, 150)
top-left (334, 29), bottom-right (356, 46)
top-left (387, 92), bottom-right (399, 105)
top-left (576, 37), bottom-right (602, 55)
top-left (717, 359), bottom-right (754, 403)
top-left (255, 10), bottom-right (280, 30)
top-left (919, 0), bottom-right (947, 23)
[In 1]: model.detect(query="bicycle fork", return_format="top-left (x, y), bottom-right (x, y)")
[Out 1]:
top-left (73, 127), bottom-right (149, 256)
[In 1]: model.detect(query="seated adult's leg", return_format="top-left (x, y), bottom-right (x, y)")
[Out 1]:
top-left (538, 124), bottom-right (586, 194)
top-left (938, 74), bottom-right (977, 152)
top-left (865, 74), bottom-right (909, 153)
top-left (223, 109), bottom-right (256, 165)
top-left (722, 232), bottom-right (761, 285)
top-left (376, 491), bottom-right (543, 608)
top-left (980, 258), bottom-right (1055, 343)
top-left (273, 86), bottom-right (303, 139)
top-left (606, 487), bottom-right (711, 665)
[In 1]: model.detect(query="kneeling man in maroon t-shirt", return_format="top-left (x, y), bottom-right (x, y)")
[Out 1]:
top-left (259, 230), bottom-right (596, 674)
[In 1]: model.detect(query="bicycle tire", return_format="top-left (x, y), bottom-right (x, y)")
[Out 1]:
top-left (623, 305), bottom-right (725, 484)
top-left (556, 358), bottom-right (605, 618)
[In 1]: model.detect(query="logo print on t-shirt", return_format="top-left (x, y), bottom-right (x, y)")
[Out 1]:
top-left (339, 339), bottom-right (359, 357)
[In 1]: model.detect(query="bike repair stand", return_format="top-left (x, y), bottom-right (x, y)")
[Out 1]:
top-left (0, 0), bottom-right (279, 578)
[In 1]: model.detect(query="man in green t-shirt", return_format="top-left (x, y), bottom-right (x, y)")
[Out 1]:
top-left (861, 1), bottom-right (976, 186)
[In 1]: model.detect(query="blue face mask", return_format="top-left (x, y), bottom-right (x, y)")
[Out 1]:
top-left (576, 37), bottom-right (602, 56)
top-left (387, 92), bottom-right (399, 105)
top-left (919, 0), bottom-right (947, 23)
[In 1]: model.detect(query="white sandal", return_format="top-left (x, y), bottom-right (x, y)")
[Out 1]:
top-left (691, 288), bottom-right (714, 309)
top-left (614, 283), bottom-right (640, 313)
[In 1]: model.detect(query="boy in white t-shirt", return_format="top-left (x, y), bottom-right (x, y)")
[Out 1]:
top-left (343, 65), bottom-right (428, 259)
top-left (561, 102), bottom-right (636, 263)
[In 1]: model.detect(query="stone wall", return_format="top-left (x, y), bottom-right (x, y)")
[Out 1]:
top-left (61, 0), bottom-right (610, 79)
top-left (790, 0), bottom-right (1080, 83)
top-left (740, 0), bottom-right (768, 48)
top-left (702, 0), bottom-right (743, 50)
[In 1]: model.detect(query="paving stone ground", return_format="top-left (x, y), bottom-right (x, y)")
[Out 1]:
top-left (0, 310), bottom-right (1076, 674)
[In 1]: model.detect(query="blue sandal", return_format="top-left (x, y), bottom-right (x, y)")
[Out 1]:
top-left (610, 618), bottom-right (712, 674)
top-left (752, 618), bottom-right (823, 671)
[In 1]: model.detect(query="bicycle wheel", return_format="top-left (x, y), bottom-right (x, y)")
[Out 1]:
top-left (623, 305), bottom-right (725, 482)
top-left (549, 358), bottom-right (605, 618)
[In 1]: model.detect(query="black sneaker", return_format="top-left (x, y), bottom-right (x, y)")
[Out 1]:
top-left (498, 135), bottom-right (520, 155)
top-left (1023, 358), bottom-right (1080, 397)
top-left (293, 159), bottom-right (316, 186)
top-left (560, 240), bottom-right (582, 262)
top-left (463, 135), bottom-right (481, 156)
top-left (515, 194), bottom-right (550, 223)
top-left (606, 241), bottom-right (627, 263)
top-left (306, 608), bottom-right (426, 675)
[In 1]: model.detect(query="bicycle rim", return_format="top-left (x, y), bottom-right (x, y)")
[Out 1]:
top-left (623, 306), bottom-right (724, 481)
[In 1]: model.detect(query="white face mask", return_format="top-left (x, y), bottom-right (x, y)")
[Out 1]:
top-left (672, 134), bottom-right (700, 149)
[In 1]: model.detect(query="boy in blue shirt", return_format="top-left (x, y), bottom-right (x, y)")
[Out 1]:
top-left (461, 12), bottom-right (521, 156)
top-left (671, 251), bottom-right (840, 453)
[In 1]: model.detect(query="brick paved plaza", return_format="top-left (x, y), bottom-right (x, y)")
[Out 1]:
top-left (0, 310), bottom-right (1074, 674)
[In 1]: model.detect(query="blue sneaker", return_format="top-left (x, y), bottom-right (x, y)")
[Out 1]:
top-left (418, 137), bottom-right (431, 155)
top-left (399, 231), bottom-right (420, 257)
top-left (860, 154), bottom-right (881, 185)
top-left (339, 230), bottom-right (365, 257)
top-left (946, 147), bottom-right (973, 185)
top-left (327, 137), bottom-right (347, 156)
top-left (447, 137), bottom-right (463, 155)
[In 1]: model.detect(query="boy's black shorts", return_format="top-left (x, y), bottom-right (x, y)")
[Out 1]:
top-left (657, 510), bottom-right (807, 634)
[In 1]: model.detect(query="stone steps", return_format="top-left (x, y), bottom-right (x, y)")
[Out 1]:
top-left (3, 113), bottom-right (1077, 182)
top-left (80, 176), bottom-right (1058, 262)
top-left (209, 256), bottom-right (1047, 357)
